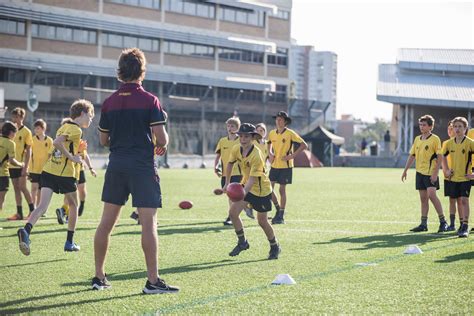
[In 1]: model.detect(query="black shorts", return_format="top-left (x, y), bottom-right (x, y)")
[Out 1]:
top-left (78, 170), bottom-right (86, 185)
top-left (9, 168), bottom-right (22, 179)
top-left (269, 168), bottom-right (293, 185)
top-left (244, 192), bottom-right (272, 213)
top-left (29, 173), bottom-right (41, 184)
top-left (415, 172), bottom-right (439, 190)
top-left (221, 175), bottom-right (243, 188)
top-left (102, 169), bottom-right (162, 208)
top-left (40, 171), bottom-right (77, 194)
top-left (0, 176), bottom-right (9, 191)
top-left (445, 180), bottom-right (471, 198)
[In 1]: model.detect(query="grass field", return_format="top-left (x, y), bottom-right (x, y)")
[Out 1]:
top-left (0, 168), bottom-right (473, 314)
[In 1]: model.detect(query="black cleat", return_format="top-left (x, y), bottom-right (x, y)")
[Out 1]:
top-left (229, 241), bottom-right (250, 257)
top-left (410, 224), bottom-right (427, 232)
top-left (130, 211), bottom-right (140, 225)
top-left (437, 222), bottom-right (448, 233)
top-left (92, 275), bottom-right (111, 290)
top-left (446, 224), bottom-right (456, 232)
top-left (271, 216), bottom-right (285, 224)
top-left (55, 208), bottom-right (66, 225)
top-left (458, 224), bottom-right (469, 238)
top-left (143, 278), bottom-right (179, 294)
top-left (223, 218), bottom-right (232, 226)
top-left (268, 245), bottom-right (281, 260)
top-left (17, 228), bottom-right (31, 256)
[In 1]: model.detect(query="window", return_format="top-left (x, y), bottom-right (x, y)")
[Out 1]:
top-left (219, 48), bottom-right (263, 64)
top-left (143, 80), bottom-right (160, 95)
top-left (218, 6), bottom-right (265, 27)
top-left (164, 41), bottom-right (214, 58)
top-left (32, 23), bottom-right (97, 44)
top-left (108, 0), bottom-right (160, 9)
top-left (101, 77), bottom-right (119, 90)
top-left (0, 18), bottom-right (26, 36)
top-left (0, 68), bottom-right (27, 83)
top-left (269, 9), bottom-right (290, 20)
top-left (269, 84), bottom-right (287, 102)
top-left (217, 87), bottom-right (262, 102)
top-left (102, 32), bottom-right (159, 52)
top-left (267, 47), bottom-right (288, 66)
top-left (165, 0), bottom-right (215, 19)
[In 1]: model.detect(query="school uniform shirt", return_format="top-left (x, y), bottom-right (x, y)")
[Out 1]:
top-left (42, 122), bottom-right (82, 178)
top-left (31, 135), bottom-right (53, 174)
top-left (229, 144), bottom-right (272, 197)
top-left (443, 136), bottom-right (474, 182)
top-left (268, 128), bottom-right (304, 169)
top-left (467, 129), bottom-right (474, 169)
top-left (215, 136), bottom-right (241, 177)
top-left (409, 134), bottom-right (442, 176)
top-left (441, 139), bottom-right (453, 170)
top-left (254, 140), bottom-right (269, 162)
top-left (10, 125), bottom-right (32, 169)
top-left (0, 137), bottom-right (16, 176)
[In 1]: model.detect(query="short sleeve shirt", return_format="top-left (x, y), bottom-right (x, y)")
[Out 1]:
top-left (409, 134), bottom-right (442, 176)
top-left (0, 136), bottom-right (16, 176)
top-left (31, 135), bottom-right (53, 174)
top-left (443, 136), bottom-right (474, 182)
top-left (11, 125), bottom-right (33, 169)
top-left (268, 128), bottom-right (304, 169)
top-left (215, 136), bottom-right (241, 177)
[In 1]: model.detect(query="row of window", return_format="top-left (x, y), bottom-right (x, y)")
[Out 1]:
top-left (108, 0), bottom-right (161, 9)
top-left (165, 0), bottom-right (215, 19)
top-left (164, 41), bottom-right (215, 58)
top-left (31, 23), bottom-right (97, 44)
top-left (102, 33), bottom-right (160, 52)
top-left (218, 48), bottom-right (264, 64)
top-left (219, 6), bottom-right (265, 27)
top-left (0, 18), bottom-right (25, 35)
top-left (269, 9), bottom-right (290, 20)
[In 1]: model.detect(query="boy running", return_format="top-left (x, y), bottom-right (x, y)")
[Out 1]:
top-left (401, 115), bottom-right (447, 233)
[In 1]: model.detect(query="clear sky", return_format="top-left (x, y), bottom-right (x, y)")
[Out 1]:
top-left (291, 0), bottom-right (473, 122)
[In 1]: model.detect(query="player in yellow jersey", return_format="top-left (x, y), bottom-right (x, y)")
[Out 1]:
top-left (17, 99), bottom-right (95, 255)
top-left (443, 117), bottom-right (474, 238)
top-left (0, 122), bottom-right (25, 212)
top-left (267, 111), bottom-right (307, 224)
top-left (7, 108), bottom-right (35, 221)
top-left (214, 117), bottom-right (242, 225)
top-left (223, 123), bottom-right (281, 260)
top-left (402, 115), bottom-right (447, 233)
top-left (29, 119), bottom-right (53, 208)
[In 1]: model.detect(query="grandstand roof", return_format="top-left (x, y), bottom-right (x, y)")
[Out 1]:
top-left (397, 48), bottom-right (474, 73)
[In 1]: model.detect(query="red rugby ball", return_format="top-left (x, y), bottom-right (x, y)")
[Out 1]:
top-left (226, 183), bottom-right (245, 202)
top-left (213, 188), bottom-right (224, 195)
top-left (178, 200), bottom-right (193, 209)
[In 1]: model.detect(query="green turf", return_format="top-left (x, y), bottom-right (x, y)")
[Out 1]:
top-left (0, 168), bottom-right (473, 314)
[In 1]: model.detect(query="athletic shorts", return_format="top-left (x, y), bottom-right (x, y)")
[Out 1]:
top-left (444, 180), bottom-right (471, 198)
top-left (102, 169), bottom-right (162, 208)
top-left (221, 175), bottom-right (243, 188)
top-left (0, 176), bottom-right (9, 191)
top-left (415, 172), bottom-right (439, 190)
top-left (244, 192), bottom-right (272, 213)
top-left (9, 168), bottom-right (22, 179)
top-left (78, 170), bottom-right (86, 185)
top-left (269, 167), bottom-right (293, 185)
top-left (40, 171), bottom-right (77, 194)
top-left (29, 173), bottom-right (41, 184)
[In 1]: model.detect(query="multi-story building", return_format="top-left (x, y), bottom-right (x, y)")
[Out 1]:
top-left (289, 42), bottom-right (337, 127)
top-left (0, 0), bottom-right (292, 154)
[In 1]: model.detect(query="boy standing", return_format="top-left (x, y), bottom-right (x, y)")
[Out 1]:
top-left (267, 111), bottom-right (307, 224)
top-left (401, 115), bottom-right (447, 233)
top-left (7, 108), bottom-right (35, 220)
top-left (214, 117), bottom-right (242, 225)
top-left (17, 99), bottom-right (95, 255)
top-left (443, 117), bottom-right (474, 238)
top-left (223, 123), bottom-right (281, 260)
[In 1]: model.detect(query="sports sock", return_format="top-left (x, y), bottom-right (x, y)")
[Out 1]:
top-left (28, 203), bottom-right (34, 213)
top-left (67, 230), bottom-right (74, 243)
top-left (17, 205), bottom-right (23, 218)
top-left (24, 223), bottom-right (33, 234)
top-left (421, 216), bottom-right (428, 226)
top-left (235, 229), bottom-right (246, 244)
top-left (269, 237), bottom-right (278, 248)
top-left (279, 209), bottom-right (285, 218)
top-left (273, 201), bottom-right (280, 212)
top-left (78, 201), bottom-right (85, 217)
top-left (438, 215), bottom-right (446, 223)
top-left (449, 214), bottom-right (455, 226)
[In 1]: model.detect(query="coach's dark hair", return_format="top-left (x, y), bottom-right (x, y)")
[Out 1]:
top-left (418, 115), bottom-right (435, 127)
top-left (117, 48), bottom-right (146, 82)
top-left (2, 121), bottom-right (18, 137)
top-left (34, 119), bottom-right (47, 130)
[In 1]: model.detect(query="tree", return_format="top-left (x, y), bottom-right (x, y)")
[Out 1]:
top-left (345, 118), bottom-right (390, 152)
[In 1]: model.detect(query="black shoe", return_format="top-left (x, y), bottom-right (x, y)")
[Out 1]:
top-left (55, 208), bottom-right (65, 225)
top-left (229, 241), bottom-right (250, 257)
top-left (446, 224), bottom-right (456, 232)
top-left (268, 245), bottom-right (281, 260)
top-left (143, 278), bottom-right (180, 294)
top-left (437, 222), bottom-right (448, 233)
top-left (410, 224), bottom-right (427, 232)
top-left (272, 216), bottom-right (285, 224)
top-left (17, 228), bottom-right (31, 256)
top-left (92, 275), bottom-right (111, 290)
top-left (130, 211), bottom-right (140, 225)
top-left (458, 224), bottom-right (469, 238)
top-left (223, 218), bottom-right (232, 226)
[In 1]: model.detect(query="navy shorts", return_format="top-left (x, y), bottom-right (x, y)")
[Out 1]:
top-left (40, 172), bottom-right (77, 194)
top-left (244, 192), bottom-right (272, 213)
top-left (9, 168), bottom-right (22, 179)
top-left (102, 169), bottom-right (162, 208)
top-left (269, 168), bottom-right (293, 185)
top-left (444, 180), bottom-right (471, 198)
top-left (0, 176), bottom-right (9, 191)
top-left (415, 172), bottom-right (439, 190)
top-left (221, 175), bottom-right (243, 188)
top-left (29, 173), bottom-right (41, 184)
top-left (78, 170), bottom-right (86, 185)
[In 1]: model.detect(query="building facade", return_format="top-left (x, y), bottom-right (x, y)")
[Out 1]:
top-left (0, 0), bottom-right (292, 154)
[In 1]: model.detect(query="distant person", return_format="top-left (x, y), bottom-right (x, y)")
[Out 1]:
top-left (360, 137), bottom-right (367, 156)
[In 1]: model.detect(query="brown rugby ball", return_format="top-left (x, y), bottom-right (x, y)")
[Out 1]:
top-left (178, 200), bottom-right (193, 209)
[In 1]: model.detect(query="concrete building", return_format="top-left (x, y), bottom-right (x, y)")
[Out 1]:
top-left (0, 0), bottom-right (292, 153)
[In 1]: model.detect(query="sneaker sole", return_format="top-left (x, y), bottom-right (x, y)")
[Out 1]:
top-left (56, 209), bottom-right (64, 225)
top-left (64, 248), bottom-right (80, 252)
top-left (92, 284), bottom-right (111, 291)
top-left (142, 288), bottom-right (179, 294)
top-left (19, 241), bottom-right (30, 256)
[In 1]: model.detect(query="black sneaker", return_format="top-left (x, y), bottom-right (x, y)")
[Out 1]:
top-left (410, 224), bottom-right (427, 232)
top-left (229, 241), bottom-right (250, 256)
top-left (272, 216), bottom-right (285, 225)
top-left (92, 275), bottom-right (111, 290)
top-left (223, 218), bottom-right (232, 226)
top-left (17, 228), bottom-right (31, 256)
top-left (446, 224), bottom-right (456, 232)
top-left (143, 278), bottom-right (180, 294)
top-left (268, 245), bottom-right (281, 260)
top-left (130, 211), bottom-right (140, 225)
top-left (56, 208), bottom-right (65, 225)
top-left (458, 224), bottom-right (469, 238)
top-left (437, 222), bottom-right (448, 233)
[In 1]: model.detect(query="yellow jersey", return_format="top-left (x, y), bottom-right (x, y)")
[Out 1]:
top-left (43, 122), bottom-right (82, 178)
top-left (467, 129), bottom-right (474, 169)
top-left (215, 136), bottom-right (241, 177)
top-left (0, 136), bottom-right (16, 177)
top-left (11, 125), bottom-right (32, 169)
top-left (441, 139), bottom-right (453, 171)
top-left (442, 136), bottom-right (474, 182)
top-left (254, 140), bottom-right (269, 161)
top-left (31, 135), bottom-right (53, 174)
top-left (268, 128), bottom-right (305, 169)
top-left (229, 144), bottom-right (272, 197)
top-left (409, 134), bottom-right (442, 176)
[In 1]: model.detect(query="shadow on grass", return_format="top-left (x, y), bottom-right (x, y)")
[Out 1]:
top-left (314, 232), bottom-right (455, 250)
top-left (0, 258), bottom-right (67, 269)
top-left (435, 251), bottom-right (474, 263)
top-left (0, 226), bottom-right (97, 238)
top-left (0, 290), bottom-right (141, 314)
top-left (113, 224), bottom-right (231, 237)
